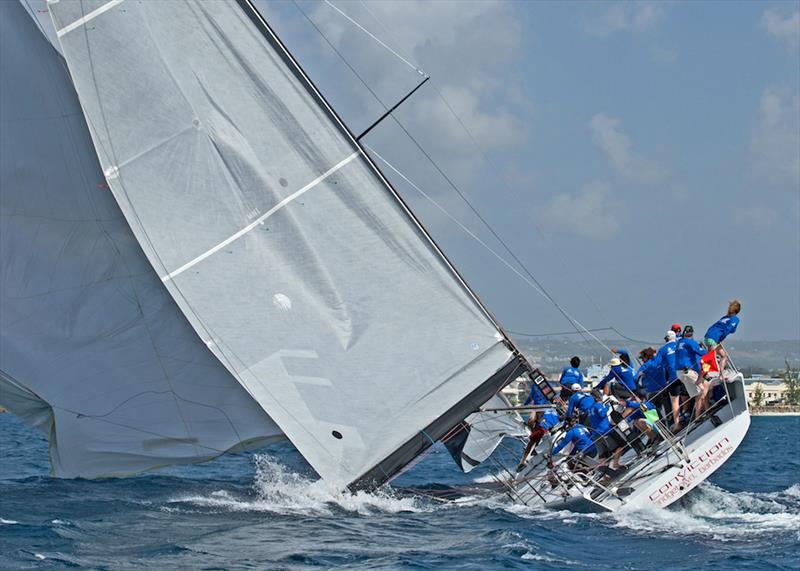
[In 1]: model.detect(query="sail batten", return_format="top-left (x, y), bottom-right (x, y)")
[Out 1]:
top-left (48, 0), bottom-right (516, 488)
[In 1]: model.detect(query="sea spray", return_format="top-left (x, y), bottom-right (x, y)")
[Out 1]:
top-left (167, 454), bottom-right (430, 516)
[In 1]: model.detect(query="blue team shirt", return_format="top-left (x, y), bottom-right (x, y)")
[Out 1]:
top-left (637, 359), bottom-right (667, 394)
top-left (566, 392), bottom-right (594, 418)
top-left (587, 401), bottom-right (612, 437)
top-left (675, 337), bottom-right (707, 372)
top-left (596, 364), bottom-right (637, 392)
top-left (559, 366), bottom-right (585, 388)
top-left (538, 409), bottom-right (560, 431)
top-left (523, 384), bottom-right (549, 406)
top-left (552, 425), bottom-right (597, 456)
top-left (704, 315), bottom-right (740, 344)
top-left (652, 340), bottom-right (678, 382)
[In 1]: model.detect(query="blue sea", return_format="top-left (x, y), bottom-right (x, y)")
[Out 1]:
top-left (1, 413), bottom-right (798, 570)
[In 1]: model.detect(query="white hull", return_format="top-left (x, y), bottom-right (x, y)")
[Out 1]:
top-left (510, 376), bottom-right (751, 512)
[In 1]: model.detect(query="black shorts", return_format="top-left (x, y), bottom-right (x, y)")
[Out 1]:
top-left (609, 381), bottom-right (636, 399)
top-left (668, 379), bottom-right (687, 397)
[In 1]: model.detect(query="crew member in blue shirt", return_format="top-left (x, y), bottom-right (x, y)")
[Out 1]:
top-left (517, 407), bottom-right (560, 471)
top-left (549, 420), bottom-right (597, 471)
top-left (565, 384), bottom-right (594, 423)
top-left (523, 382), bottom-right (549, 407)
top-left (675, 325), bottom-right (709, 418)
top-left (557, 356), bottom-right (584, 400)
top-left (652, 330), bottom-right (681, 430)
top-left (596, 358), bottom-right (637, 398)
top-left (637, 346), bottom-right (670, 420)
top-left (704, 299), bottom-right (741, 376)
top-left (587, 395), bottom-right (626, 462)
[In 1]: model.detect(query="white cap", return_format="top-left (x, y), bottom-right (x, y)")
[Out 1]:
top-left (610, 357), bottom-right (621, 366)
top-left (570, 383), bottom-right (582, 391)
top-left (666, 330), bottom-right (677, 342)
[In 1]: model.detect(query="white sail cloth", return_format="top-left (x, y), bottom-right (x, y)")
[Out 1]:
top-left (47, 0), bottom-right (513, 487)
top-left (0, 1), bottom-right (284, 478)
top-left (447, 395), bottom-right (527, 473)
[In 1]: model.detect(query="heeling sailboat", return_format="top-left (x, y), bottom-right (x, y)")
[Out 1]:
top-left (5, 0), bottom-right (749, 511)
top-left (42, 0), bottom-right (531, 491)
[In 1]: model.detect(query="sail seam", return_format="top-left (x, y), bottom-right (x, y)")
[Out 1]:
top-left (55, 0), bottom-right (125, 38)
top-left (160, 150), bottom-right (360, 282)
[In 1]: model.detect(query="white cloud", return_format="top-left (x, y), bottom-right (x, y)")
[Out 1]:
top-left (309, 0), bottom-right (529, 166)
top-left (590, 113), bottom-right (663, 183)
top-left (761, 7), bottom-right (800, 52)
top-left (750, 87), bottom-right (800, 190)
top-left (535, 181), bottom-right (620, 240)
top-left (580, 1), bottom-right (666, 38)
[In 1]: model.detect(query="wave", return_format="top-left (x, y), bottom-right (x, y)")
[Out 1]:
top-left (610, 482), bottom-right (800, 542)
top-left (501, 482), bottom-right (800, 542)
top-left (167, 454), bottom-right (431, 516)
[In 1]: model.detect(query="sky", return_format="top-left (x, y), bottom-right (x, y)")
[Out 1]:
top-left (255, 0), bottom-right (800, 343)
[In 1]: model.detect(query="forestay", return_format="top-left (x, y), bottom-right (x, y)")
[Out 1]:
top-left (0, 1), bottom-right (284, 478)
top-left (48, 0), bottom-right (515, 487)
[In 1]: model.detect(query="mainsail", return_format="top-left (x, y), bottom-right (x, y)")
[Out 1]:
top-left (0, 1), bottom-right (284, 478)
top-left (46, 0), bottom-right (523, 488)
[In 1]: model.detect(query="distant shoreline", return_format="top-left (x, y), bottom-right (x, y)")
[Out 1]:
top-left (751, 411), bottom-right (800, 416)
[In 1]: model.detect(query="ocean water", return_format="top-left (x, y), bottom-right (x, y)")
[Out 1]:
top-left (1, 414), bottom-right (798, 570)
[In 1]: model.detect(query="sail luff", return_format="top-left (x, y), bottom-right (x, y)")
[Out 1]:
top-left (237, 0), bottom-right (515, 349)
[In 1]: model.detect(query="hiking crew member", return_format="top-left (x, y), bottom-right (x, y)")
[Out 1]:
top-left (549, 420), bottom-right (597, 471)
top-left (565, 384), bottom-right (594, 425)
top-left (558, 356), bottom-right (585, 400)
top-left (523, 381), bottom-right (549, 407)
top-left (675, 325), bottom-right (709, 418)
top-left (587, 394), bottom-right (626, 464)
top-left (704, 300), bottom-right (741, 376)
top-left (517, 407), bottom-right (559, 471)
top-left (638, 346), bottom-right (670, 420)
top-left (653, 330), bottom-right (682, 431)
top-left (596, 358), bottom-right (637, 399)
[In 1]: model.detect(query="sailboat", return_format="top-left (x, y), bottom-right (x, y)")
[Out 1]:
top-left (1, 0), bottom-right (749, 510)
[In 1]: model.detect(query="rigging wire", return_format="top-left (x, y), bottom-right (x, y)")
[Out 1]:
top-left (322, 0), bottom-right (426, 76)
top-left (318, 0), bottom-right (625, 353)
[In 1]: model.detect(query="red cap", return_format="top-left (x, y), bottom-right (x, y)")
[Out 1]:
top-left (671, 323), bottom-right (682, 332)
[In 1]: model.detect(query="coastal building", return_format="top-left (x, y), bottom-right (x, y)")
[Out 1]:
top-left (500, 376), bottom-right (529, 406)
top-left (744, 378), bottom-right (789, 405)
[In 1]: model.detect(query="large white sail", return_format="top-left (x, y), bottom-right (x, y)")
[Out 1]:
top-left (0, 1), bottom-right (284, 478)
top-left (47, 0), bottom-right (517, 488)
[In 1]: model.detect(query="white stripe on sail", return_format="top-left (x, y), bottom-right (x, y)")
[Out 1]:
top-left (161, 151), bottom-right (361, 282)
top-left (56, 0), bottom-right (125, 38)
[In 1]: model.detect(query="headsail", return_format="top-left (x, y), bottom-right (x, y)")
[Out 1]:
top-left (445, 394), bottom-right (527, 473)
top-left (0, 0), bottom-right (284, 478)
top-left (47, 0), bottom-right (518, 488)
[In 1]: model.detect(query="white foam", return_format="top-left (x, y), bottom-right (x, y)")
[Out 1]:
top-left (610, 482), bottom-right (800, 542)
top-left (0, 518), bottom-right (18, 525)
top-left (34, 554), bottom-right (45, 561)
top-left (169, 454), bottom-right (431, 516)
